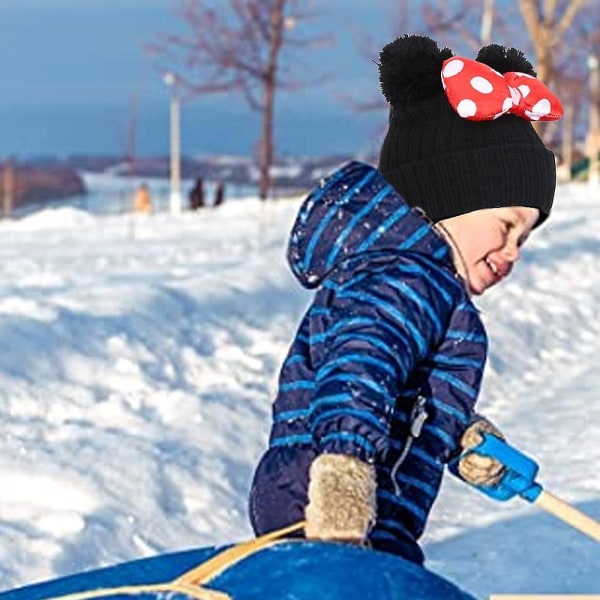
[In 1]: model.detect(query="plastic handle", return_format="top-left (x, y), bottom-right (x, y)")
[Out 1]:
top-left (458, 434), bottom-right (543, 502)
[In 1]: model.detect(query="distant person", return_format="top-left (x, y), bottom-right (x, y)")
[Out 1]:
top-left (213, 181), bottom-right (225, 207)
top-left (134, 182), bottom-right (152, 214)
top-left (189, 177), bottom-right (205, 211)
top-left (249, 35), bottom-right (563, 565)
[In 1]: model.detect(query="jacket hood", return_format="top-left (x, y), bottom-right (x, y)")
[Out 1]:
top-left (288, 161), bottom-right (453, 288)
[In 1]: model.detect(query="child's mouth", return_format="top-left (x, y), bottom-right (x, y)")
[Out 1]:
top-left (485, 258), bottom-right (500, 279)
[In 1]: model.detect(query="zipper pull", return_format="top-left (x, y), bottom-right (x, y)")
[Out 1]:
top-left (391, 395), bottom-right (429, 496)
top-left (410, 395), bottom-right (428, 438)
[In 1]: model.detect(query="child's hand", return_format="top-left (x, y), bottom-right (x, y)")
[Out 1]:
top-left (305, 453), bottom-right (376, 544)
top-left (457, 416), bottom-right (506, 486)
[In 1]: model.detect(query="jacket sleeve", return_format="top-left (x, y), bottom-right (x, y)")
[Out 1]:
top-left (424, 299), bottom-right (489, 463)
top-left (308, 263), bottom-right (455, 463)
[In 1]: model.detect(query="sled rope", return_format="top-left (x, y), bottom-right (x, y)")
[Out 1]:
top-left (39, 521), bottom-right (305, 600)
top-left (176, 521), bottom-right (306, 585)
top-left (39, 581), bottom-right (230, 600)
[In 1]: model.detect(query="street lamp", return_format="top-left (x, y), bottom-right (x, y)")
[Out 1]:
top-left (164, 72), bottom-right (183, 215)
top-left (587, 54), bottom-right (599, 186)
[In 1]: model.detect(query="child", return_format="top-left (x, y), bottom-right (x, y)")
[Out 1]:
top-left (249, 35), bottom-right (562, 564)
top-left (134, 182), bottom-right (152, 214)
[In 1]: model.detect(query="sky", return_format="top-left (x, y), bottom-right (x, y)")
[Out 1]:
top-left (0, 176), bottom-right (598, 597)
top-left (0, 0), bottom-right (401, 158)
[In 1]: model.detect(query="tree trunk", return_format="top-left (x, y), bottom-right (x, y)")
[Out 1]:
top-left (259, 79), bottom-right (275, 200)
top-left (2, 161), bottom-right (15, 218)
top-left (517, 0), bottom-right (586, 136)
top-left (588, 56), bottom-right (600, 185)
top-left (258, 0), bottom-right (285, 200)
top-left (561, 101), bottom-right (574, 181)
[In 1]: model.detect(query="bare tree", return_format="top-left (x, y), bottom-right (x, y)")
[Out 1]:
top-left (426, 0), bottom-right (587, 79)
top-left (349, 1), bottom-right (592, 176)
top-left (116, 91), bottom-right (141, 178)
top-left (341, 0), bottom-right (513, 149)
top-left (416, 1), bottom-right (593, 169)
top-left (517, 0), bottom-right (585, 84)
top-left (149, 0), bottom-right (332, 200)
top-left (514, 1), bottom-right (599, 169)
top-left (422, 0), bottom-right (505, 52)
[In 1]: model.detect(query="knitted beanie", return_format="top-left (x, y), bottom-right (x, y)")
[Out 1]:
top-left (378, 35), bottom-right (559, 226)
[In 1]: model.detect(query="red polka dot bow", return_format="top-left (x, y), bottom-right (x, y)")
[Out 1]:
top-left (441, 56), bottom-right (563, 122)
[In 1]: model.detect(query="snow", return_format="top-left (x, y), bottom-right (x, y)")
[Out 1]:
top-left (0, 180), bottom-right (598, 597)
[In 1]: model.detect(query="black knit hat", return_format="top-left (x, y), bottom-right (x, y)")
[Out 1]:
top-left (378, 35), bottom-right (559, 227)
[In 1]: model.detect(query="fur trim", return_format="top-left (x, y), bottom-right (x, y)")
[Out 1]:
top-left (476, 44), bottom-right (537, 76)
top-left (378, 34), bottom-right (452, 105)
top-left (305, 453), bottom-right (377, 542)
top-left (460, 415), bottom-right (504, 449)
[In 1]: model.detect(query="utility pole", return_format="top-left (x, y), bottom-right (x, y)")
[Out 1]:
top-left (164, 72), bottom-right (182, 215)
top-left (587, 54), bottom-right (599, 186)
top-left (481, 0), bottom-right (494, 46)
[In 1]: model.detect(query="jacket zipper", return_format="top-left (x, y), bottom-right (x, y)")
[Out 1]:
top-left (391, 394), bottom-right (428, 496)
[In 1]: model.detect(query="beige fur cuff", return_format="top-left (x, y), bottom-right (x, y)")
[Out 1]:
top-left (305, 453), bottom-right (377, 543)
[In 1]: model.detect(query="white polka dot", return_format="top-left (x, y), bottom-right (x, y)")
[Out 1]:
top-left (457, 98), bottom-right (477, 118)
top-left (502, 97), bottom-right (513, 112)
top-left (524, 110), bottom-right (541, 121)
top-left (518, 84), bottom-right (531, 98)
top-left (493, 111), bottom-right (507, 119)
top-left (443, 59), bottom-right (464, 78)
top-left (531, 98), bottom-right (551, 116)
top-left (471, 76), bottom-right (493, 94)
top-left (509, 86), bottom-right (521, 105)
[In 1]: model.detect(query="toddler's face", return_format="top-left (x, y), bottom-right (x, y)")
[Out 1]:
top-left (437, 206), bottom-right (540, 295)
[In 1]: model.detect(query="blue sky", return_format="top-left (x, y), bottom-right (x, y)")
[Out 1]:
top-left (0, 0), bottom-right (403, 158)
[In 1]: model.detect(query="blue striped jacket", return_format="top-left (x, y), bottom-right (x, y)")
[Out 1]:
top-left (249, 161), bottom-right (488, 563)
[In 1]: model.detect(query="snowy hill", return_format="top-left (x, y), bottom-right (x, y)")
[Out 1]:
top-left (0, 181), bottom-right (598, 597)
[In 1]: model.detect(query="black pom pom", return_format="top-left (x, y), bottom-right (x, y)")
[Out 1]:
top-left (476, 44), bottom-right (537, 76)
top-left (378, 34), bottom-right (453, 105)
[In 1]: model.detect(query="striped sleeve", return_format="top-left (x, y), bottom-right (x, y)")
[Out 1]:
top-left (309, 264), bottom-right (455, 462)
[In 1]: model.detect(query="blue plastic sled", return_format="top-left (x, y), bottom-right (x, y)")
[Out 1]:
top-left (0, 539), bottom-right (475, 600)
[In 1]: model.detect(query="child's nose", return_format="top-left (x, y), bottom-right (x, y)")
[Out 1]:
top-left (503, 243), bottom-right (520, 262)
